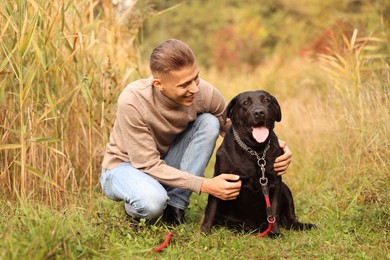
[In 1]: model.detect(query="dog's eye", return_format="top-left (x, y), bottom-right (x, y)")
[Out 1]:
top-left (243, 101), bottom-right (248, 105)
top-left (264, 98), bottom-right (270, 103)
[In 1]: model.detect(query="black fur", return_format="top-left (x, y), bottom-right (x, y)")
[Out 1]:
top-left (201, 90), bottom-right (316, 237)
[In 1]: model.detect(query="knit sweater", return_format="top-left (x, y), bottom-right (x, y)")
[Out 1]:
top-left (102, 76), bottom-right (230, 194)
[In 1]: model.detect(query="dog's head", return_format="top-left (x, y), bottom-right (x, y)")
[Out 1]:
top-left (224, 90), bottom-right (281, 144)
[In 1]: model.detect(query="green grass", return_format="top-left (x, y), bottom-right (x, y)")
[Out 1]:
top-left (0, 185), bottom-right (388, 259)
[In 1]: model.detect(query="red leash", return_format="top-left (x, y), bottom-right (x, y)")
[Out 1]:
top-left (257, 181), bottom-right (275, 237)
top-left (154, 232), bottom-right (173, 252)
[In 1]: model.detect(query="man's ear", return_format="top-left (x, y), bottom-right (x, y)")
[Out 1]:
top-left (153, 78), bottom-right (164, 91)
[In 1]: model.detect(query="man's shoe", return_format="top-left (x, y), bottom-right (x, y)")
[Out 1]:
top-left (162, 205), bottom-right (185, 225)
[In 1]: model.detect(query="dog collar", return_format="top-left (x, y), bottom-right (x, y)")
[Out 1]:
top-left (232, 127), bottom-right (271, 185)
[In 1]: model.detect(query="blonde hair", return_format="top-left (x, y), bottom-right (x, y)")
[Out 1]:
top-left (150, 39), bottom-right (195, 74)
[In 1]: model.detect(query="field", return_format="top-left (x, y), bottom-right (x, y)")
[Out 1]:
top-left (0, 0), bottom-right (389, 259)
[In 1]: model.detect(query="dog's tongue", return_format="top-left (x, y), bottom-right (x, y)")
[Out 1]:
top-left (252, 126), bottom-right (269, 143)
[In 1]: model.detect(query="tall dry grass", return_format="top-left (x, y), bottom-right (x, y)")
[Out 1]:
top-left (0, 0), bottom-right (141, 206)
top-left (315, 29), bottom-right (389, 208)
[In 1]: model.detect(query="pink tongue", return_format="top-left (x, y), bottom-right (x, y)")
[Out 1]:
top-left (252, 126), bottom-right (269, 143)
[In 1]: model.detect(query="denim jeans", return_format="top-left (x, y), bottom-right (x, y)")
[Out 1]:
top-left (100, 113), bottom-right (220, 220)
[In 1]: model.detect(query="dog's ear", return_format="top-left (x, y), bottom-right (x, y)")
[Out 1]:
top-left (223, 96), bottom-right (238, 124)
top-left (271, 95), bottom-right (282, 122)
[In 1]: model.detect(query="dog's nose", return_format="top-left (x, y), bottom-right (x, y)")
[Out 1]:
top-left (254, 109), bottom-right (265, 118)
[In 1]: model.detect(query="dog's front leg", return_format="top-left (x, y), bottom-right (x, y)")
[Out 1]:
top-left (200, 195), bottom-right (219, 234)
top-left (270, 180), bottom-right (282, 237)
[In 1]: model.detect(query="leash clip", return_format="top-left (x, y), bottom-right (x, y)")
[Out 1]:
top-left (259, 163), bottom-right (268, 186)
top-left (259, 177), bottom-right (268, 186)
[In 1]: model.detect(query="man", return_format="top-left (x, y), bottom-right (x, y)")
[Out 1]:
top-left (101, 39), bottom-right (291, 225)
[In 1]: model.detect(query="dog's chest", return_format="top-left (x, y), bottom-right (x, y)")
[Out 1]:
top-left (232, 153), bottom-right (277, 191)
top-left (226, 142), bottom-right (277, 173)
top-left (217, 139), bottom-right (280, 191)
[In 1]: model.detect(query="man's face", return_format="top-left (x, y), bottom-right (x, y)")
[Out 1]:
top-left (153, 63), bottom-right (200, 107)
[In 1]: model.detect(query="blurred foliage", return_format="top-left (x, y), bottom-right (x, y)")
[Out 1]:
top-left (133, 0), bottom-right (389, 71)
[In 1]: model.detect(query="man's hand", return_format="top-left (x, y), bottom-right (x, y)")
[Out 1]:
top-left (201, 174), bottom-right (241, 200)
top-left (274, 139), bottom-right (292, 176)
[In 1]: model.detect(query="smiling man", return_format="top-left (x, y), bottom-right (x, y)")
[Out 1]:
top-left (100, 39), bottom-right (292, 225)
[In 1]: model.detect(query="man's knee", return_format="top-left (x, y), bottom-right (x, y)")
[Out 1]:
top-left (144, 197), bottom-right (168, 219)
top-left (124, 192), bottom-right (168, 220)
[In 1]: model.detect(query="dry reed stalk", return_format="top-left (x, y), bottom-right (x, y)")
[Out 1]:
top-left (0, 0), bottom-right (141, 206)
top-left (318, 29), bottom-right (389, 100)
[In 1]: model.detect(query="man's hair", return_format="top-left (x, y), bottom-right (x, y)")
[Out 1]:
top-left (150, 39), bottom-right (195, 74)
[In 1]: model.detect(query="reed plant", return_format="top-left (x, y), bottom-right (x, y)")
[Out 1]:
top-left (316, 28), bottom-right (389, 220)
top-left (0, 0), bottom-right (141, 206)
top-left (316, 27), bottom-right (389, 179)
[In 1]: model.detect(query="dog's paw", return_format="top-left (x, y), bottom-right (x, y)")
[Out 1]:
top-left (200, 225), bottom-right (212, 235)
top-left (268, 231), bottom-right (282, 239)
top-left (289, 222), bottom-right (317, 231)
top-left (303, 223), bottom-right (317, 230)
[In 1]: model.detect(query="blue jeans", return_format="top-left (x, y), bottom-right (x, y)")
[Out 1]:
top-left (100, 113), bottom-right (220, 220)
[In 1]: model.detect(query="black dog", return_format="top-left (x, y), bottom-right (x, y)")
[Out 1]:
top-left (201, 90), bottom-right (315, 237)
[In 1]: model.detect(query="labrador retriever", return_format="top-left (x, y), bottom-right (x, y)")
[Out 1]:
top-left (201, 90), bottom-right (316, 237)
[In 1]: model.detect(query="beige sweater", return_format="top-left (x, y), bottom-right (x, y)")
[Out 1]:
top-left (102, 77), bottom-right (230, 194)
